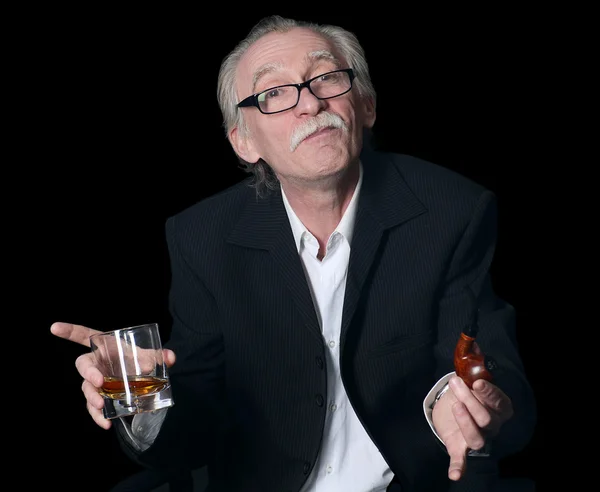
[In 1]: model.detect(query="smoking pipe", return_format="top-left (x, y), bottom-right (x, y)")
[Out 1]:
top-left (453, 287), bottom-right (497, 388)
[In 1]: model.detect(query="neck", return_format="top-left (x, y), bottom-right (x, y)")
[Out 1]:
top-left (281, 162), bottom-right (360, 251)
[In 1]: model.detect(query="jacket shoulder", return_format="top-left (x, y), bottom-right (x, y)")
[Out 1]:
top-left (375, 151), bottom-right (497, 210)
top-left (164, 177), bottom-right (254, 245)
top-left (363, 150), bottom-right (499, 237)
top-left (388, 152), bottom-right (490, 196)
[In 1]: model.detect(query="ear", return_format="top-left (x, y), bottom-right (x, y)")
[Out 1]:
top-left (229, 126), bottom-right (261, 164)
top-left (361, 96), bottom-right (376, 129)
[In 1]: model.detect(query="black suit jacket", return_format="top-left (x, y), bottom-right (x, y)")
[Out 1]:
top-left (117, 147), bottom-right (536, 491)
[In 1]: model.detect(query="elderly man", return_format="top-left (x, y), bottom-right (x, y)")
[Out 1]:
top-left (52, 15), bottom-right (536, 492)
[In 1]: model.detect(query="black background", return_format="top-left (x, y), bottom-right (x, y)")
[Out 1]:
top-left (31, 6), bottom-right (555, 491)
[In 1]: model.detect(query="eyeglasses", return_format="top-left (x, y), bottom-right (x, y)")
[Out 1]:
top-left (236, 68), bottom-right (355, 115)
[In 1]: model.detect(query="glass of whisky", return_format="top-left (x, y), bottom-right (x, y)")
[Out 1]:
top-left (89, 323), bottom-right (174, 419)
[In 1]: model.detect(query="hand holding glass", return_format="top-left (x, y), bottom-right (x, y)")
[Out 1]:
top-left (89, 323), bottom-right (174, 419)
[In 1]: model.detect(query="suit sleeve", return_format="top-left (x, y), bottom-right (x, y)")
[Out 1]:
top-left (433, 189), bottom-right (537, 460)
top-left (115, 214), bottom-right (229, 472)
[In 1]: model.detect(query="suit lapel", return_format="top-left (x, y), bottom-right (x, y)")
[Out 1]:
top-left (340, 149), bottom-right (428, 340)
top-left (226, 186), bottom-right (322, 341)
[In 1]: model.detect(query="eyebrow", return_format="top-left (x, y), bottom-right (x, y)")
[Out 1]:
top-left (250, 50), bottom-right (342, 93)
top-left (251, 62), bottom-right (283, 93)
top-left (306, 50), bottom-right (342, 68)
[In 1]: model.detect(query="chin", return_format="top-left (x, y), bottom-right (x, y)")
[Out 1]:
top-left (301, 146), bottom-right (352, 176)
top-left (302, 137), bottom-right (349, 157)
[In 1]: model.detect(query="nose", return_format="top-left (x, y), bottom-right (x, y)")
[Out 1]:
top-left (293, 86), bottom-right (326, 117)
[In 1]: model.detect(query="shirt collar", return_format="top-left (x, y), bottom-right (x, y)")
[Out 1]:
top-left (281, 161), bottom-right (363, 253)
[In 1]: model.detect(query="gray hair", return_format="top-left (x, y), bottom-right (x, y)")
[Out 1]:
top-left (216, 15), bottom-right (377, 197)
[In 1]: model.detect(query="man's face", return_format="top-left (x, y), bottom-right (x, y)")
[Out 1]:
top-left (231, 28), bottom-right (376, 186)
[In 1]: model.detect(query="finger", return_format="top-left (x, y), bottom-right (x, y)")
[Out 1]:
top-left (82, 379), bottom-right (106, 411)
top-left (472, 379), bottom-right (514, 422)
top-left (445, 438), bottom-right (468, 481)
top-left (75, 353), bottom-right (105, 387)
top-left (452, 400), bottom-right (486, 451)
top-left (163, 349), bottom-right (176, 368)
top-left (50, 322), bottom-right (102, 348)
top-left (82, 377), bottom-right (112, 430)
top-left (449, 376), bottom-right (495, 431)
top-left (86, 399), bottom-right (112, 430)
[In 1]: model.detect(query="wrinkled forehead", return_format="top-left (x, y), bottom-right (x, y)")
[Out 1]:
top-left (236, 28), bottom-right (345, 95)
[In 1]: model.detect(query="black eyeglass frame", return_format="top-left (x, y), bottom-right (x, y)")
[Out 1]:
top-left (236, 68), bottom-right (355, 114)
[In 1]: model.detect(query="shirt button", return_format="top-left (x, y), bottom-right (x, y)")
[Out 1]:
top-left (303, 461), bottom-right (311, 474)
top-left (315, 356), bottom-right (323, 369)
top-left (328, 340), bottom-right (335, 348)
top-left (326, 465), bottom-right (333, 474)
top-left (330, 403), bottom-right (337, 412)
top-left (315, 394), bottom-right (324, 407)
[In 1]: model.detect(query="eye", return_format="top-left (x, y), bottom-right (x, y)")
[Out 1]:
top-left (319, 72), bottom-right (341, 83)
top-left (258, 88), bottom-right (283, 103)
top-left (265, 88), bottom-right (281, 99)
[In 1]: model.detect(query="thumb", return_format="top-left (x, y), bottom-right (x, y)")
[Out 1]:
top-left (446, 442), bottom-right (467, 481)
top-left (50, 322), bottom-right (102, 348)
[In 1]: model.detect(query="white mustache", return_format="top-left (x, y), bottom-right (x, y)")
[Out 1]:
top-left (289, 112), bottom-right (348, 152)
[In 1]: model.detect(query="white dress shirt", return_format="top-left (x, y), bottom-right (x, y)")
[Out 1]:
top-left (281, 163), bottom-right (394, 492)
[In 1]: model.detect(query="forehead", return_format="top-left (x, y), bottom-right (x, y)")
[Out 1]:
top-left (237, 28), bottom-right (343, 90)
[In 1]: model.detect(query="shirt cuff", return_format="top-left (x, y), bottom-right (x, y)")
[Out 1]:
top-left (423, 371), bottom-right (455, 444)
top-left (118, 408), bottom-right (169, 452)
